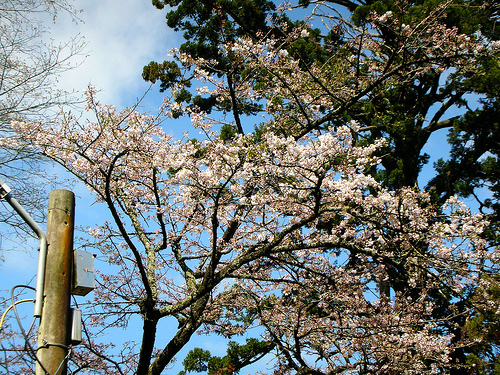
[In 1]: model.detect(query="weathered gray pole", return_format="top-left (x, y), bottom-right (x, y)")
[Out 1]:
top-left (36, 189), bottom-right (75, 375)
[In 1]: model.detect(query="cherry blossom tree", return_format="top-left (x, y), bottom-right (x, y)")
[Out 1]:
top-left (8, 87), bottom-right (496, 375)
top-left (146, 0), bottom-right (500, 369)
top-left (2, 0), bottom-right (500, 374)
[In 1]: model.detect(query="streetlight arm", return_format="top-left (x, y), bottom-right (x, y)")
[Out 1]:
top-left (0, 177), bottom-right (47, 318)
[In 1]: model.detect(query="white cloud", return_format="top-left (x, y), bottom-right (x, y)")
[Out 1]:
top-left (49, 0), bottom-right (179, 108)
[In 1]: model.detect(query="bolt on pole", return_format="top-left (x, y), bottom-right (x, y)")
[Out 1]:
top-left (36, 189), bottom-right (75, 375)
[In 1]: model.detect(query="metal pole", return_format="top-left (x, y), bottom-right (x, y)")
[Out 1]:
top-left (0, 177), bottom-right (47, 317)
top-left (36, 189), bottom-right (75, 375)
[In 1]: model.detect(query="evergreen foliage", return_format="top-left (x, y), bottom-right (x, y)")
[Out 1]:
top-left (144, 0), bottom-right (500, 373)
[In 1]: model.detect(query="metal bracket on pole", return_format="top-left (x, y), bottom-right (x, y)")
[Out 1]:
top-left (0, 177), bottom-right (47, 317)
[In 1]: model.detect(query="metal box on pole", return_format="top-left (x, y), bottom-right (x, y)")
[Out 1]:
top-left (72, 249), bottom-right (95, 296)
top-left (70, 308), bottom-right (82, 345)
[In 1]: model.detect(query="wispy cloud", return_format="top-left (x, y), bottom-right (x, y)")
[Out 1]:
top-left (50, 0), bottom-right (178, 109)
